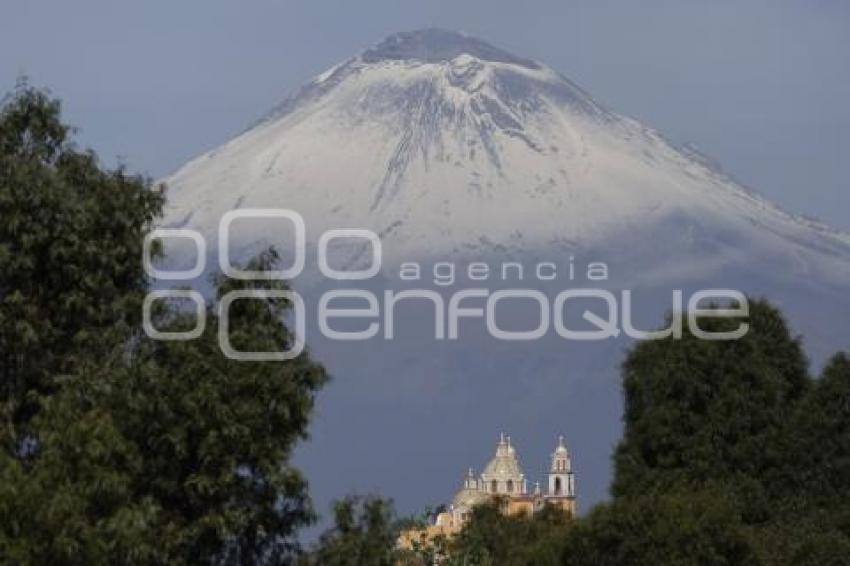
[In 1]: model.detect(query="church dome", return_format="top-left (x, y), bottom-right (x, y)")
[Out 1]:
top-left (482, 451), bottom-right (523, 479)
top-left (452, 487), bottom-right (491, 509)
top-left (481, 434), bottom-right (525, 483)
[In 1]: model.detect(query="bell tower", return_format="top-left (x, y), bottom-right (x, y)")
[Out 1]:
top-left (546, 435), bottom-right (576, 514)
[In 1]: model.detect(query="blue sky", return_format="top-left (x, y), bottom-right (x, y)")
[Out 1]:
top-left (2, 0), bottom-right (848, 230)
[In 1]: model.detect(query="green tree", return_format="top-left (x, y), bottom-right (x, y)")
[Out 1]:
top-left (561, 488), bottom-right (753, 566)
top-left (749, 352), bottom-right (850, 564)
top-left (748, 514), bottom-right (850, 566)
top-left (447, 500), bottom-right (572, 565)
top-left (308, 496), bottom-right (405, 566)
top-left (789, 353), bottom-right (850, 505)
top-left (0, 82), bottom-right (162, 439)
top-left (0, 86), bottom-right (328, 564)
top-left (603, 298), bottom-right (850, 563)
top-left (613, 299), bottom-right (809, 516)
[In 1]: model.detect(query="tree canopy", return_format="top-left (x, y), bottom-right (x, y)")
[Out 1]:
top-left (0, 85), bottom-right (327, 564)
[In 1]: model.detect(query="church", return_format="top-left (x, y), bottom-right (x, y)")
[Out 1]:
top-left (400, 434), bottom-right (576, 547)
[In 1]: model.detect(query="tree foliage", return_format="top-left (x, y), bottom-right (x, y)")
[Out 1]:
top-left (0, 82), bottom-right (163, 436)
top-left (0, 86), bottom-right (327, 564)
top-left (447, 501), bottom-right (572, 565)
top-left (613, 299), bottom-right (809, 507)
top-left (562, 488), bottom-right (753, 566)
top-left (592, 299), bottom-right (850, 564)
top-left (307, 496), bottom-right (405, 566)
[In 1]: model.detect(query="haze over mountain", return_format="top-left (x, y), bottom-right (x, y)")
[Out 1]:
top-left (159, 29), bottom-right (850, 529)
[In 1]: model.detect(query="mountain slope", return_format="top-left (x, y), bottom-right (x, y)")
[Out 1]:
top-left (162, 28), bottom-right (850, 286)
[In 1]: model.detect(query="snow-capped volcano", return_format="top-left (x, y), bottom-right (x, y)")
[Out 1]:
top-left (159, 29), bottom-right (850, 526)
top-left (163, 28), bottom-right (850, 285)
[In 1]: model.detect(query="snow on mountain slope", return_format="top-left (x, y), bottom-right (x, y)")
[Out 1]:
top-left (161, 29), bottom-right (850, 284)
